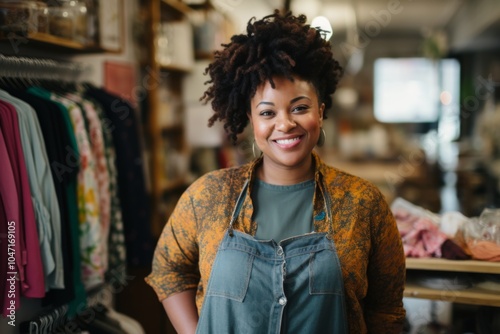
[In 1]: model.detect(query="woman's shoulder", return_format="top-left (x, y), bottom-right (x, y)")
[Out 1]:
top-left (320, 163), bottom-right (384, 201)
top-left (185, 163), bottom-right (250, 196)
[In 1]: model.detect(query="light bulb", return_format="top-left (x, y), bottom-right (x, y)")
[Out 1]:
top-left (311, 16), bottom-right (333, 41)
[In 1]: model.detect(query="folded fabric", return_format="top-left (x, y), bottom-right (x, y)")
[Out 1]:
top-left (394, 209), bottom-right (448, 258)
top-left (467, 240), bottom-right (500, 262)
top-left (440, 239), bottom-right (470, 260)
top-left (410, 218), bottom-right (446, 258)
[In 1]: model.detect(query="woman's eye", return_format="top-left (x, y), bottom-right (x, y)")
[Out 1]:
top-left (260, 110), bottom-right (274, 117)
top-left (292, 105), bottom-right (309, 113)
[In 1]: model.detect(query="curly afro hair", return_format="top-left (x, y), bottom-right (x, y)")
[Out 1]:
top-left (201, 10), bottom-right (343, 143)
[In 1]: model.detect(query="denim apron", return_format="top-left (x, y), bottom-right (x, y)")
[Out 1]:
top-left (196, 180), bottom-right (348, 334)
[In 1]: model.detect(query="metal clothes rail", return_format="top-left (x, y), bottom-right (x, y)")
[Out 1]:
top-left (0, 54), bottom-right (86, 81)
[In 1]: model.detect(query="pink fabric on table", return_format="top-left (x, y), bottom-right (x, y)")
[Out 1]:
top-left (393, 209), bottom-right (448, 258)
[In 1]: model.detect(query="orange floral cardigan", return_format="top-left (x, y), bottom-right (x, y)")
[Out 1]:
top-left (145, 152), bottom-right (406, 333)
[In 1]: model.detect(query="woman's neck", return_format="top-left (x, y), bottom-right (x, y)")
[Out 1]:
top-left (256, 156), bottom-right (315, 185)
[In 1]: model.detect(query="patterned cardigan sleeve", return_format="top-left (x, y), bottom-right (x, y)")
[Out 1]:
top-left (145, 188), bottom-right (200, 301)
top-left (364, 190), bottom-right (406, 333)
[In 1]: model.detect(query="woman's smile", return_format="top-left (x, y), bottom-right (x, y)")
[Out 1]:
top-left (273, 135), bottom-right (303, 148)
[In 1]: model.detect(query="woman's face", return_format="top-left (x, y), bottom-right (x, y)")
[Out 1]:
top-left (248, 76), bottom-right (324, 171)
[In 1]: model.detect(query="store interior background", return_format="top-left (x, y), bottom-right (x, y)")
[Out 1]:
top-left (1, 0), bottom-right (499, 333)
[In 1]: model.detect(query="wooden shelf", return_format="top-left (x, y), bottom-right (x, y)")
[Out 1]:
top-left (161, 0), bottom-right (193, 16)
top-left (406, 258), bottom-right (500, 275)
top-left (161, 124), bottom-right (184, 132)
top-left (0, 32), bottom-right (117, 53)
top-left (195, 51), bottom-right (214, 60)
top-left (160, 64), bottom-right (192, 73)
top-left (29, 32), bottom-right (88, 49)
top-left (404, 282), bottom-right (500, 307)
top-left (405, 258), bottom-right (500, 307)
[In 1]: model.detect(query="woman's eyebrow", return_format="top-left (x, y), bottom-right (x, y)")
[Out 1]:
top-left (290, 96), bottom-right (311, 103)
top-left (256, 101), bottom-right (274, 107)
top-left (256, 96), bottom-right (312, 107)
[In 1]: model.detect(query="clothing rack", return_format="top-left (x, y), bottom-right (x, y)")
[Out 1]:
top-left (0, 54), bottom-right (86, 82)
top-left (0, 62), bottom-right (144, 333)
top-left (19, 285), bottom-right (106, 334)
top-left (19, 304), bottom-right (70, 334)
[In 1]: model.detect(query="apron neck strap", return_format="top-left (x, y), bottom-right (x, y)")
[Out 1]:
top-left (317, 176), bottom-right (334, 239)
top-left (228, 179), bottom-right (250, 236)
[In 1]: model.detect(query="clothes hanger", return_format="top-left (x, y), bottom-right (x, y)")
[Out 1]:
top-left (47, 312), bottom-right (54, 334)
top-left (0, 76), bottom-right (9, 90)
top-left (5, 76), bottom-right (21, 90)
top-left (38, 314), bottom-right (46, 334)
top-left (54, 310), bottom-right (62, 333)
top-left (29, 320), bottom-right (39, 334)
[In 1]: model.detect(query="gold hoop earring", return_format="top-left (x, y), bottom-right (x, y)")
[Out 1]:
top-left (252, 140), bottom-right (262, 158)
top-left (317, 128), bottom-right (326, 147)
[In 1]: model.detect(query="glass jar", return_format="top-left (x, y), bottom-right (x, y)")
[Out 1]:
top-left (47, 0), bottom-right (88, 42)
top-left (47, 0), bottom-right (76, 40)
top-left (35, 1), bottom-right (49, 33)
top-left (84, 0), bottom-right (97, 46)
top-left (0, 1), bottom-right (39, 37)
top-left (72, 0), bottom-right (88, 44)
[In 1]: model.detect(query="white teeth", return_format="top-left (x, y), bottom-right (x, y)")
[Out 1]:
top-left (276, 137), bottom-right (300, 145)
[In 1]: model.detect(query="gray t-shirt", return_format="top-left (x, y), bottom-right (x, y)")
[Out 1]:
top-left (252, 178), bottom-right (315, 242)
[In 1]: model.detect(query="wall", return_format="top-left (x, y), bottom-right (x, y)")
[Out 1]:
top-left (214, 0), bottom-right (277, 32)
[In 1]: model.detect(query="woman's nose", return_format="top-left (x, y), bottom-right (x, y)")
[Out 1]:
top-left (275, 113), bottom-right (296, 132)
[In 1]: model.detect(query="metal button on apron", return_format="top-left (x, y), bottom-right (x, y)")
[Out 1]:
top-left (277, 246), bottom-right (284, 256)
top-left (278, 297), bottom-right (287, 306)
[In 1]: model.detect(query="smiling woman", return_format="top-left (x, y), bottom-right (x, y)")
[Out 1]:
top-left (249, 76), bottom-right (324, 184)
top-left (146, 10), bottom-right (406, 334)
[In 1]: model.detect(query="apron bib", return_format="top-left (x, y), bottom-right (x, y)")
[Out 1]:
top-left (196, 180), bottom-right (348, 334)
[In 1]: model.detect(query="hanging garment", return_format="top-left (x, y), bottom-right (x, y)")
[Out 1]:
top-left (0, 101), bottom-right (45, 316)
top-left (6, 88), bottom-right (83, 310)
top-left (20, 87), bottom-right (88, 314)
top-left (0, 128), bottom-right (23, 316)
top-left (29, 87), bottom-right (105, 290)
top-left (196, 180), bottom-right (348, 334)
top-left (85, 87), bottom-right (154, 267)
top-left (91, 98), bottom-right (127, 282)
top-left (0, 89), bottom-right (65, 289)
top-left (66, 93), bottom-right (111, 272)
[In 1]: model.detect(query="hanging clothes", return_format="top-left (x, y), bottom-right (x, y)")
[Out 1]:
top-left (4, 88), bottom-right (83, 312)
top-left (0, 100), bottom-right (45, 316)
top-left (0, 89), bottom-right (64, 290)
top-left (67, 93), bottom-right (112, 273)
top-left (4, 84), bottom-right (135, 312)
top-left (0, 127), bottom-right (24, 315)
top-left (0, 70), bottom-right (146, 328)
top-left (85, 87), bottom-right (154, 268)
top-left (28, 87), bottom-right (106, 290)
top-left (83, 93), bottom-right (127, 282)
